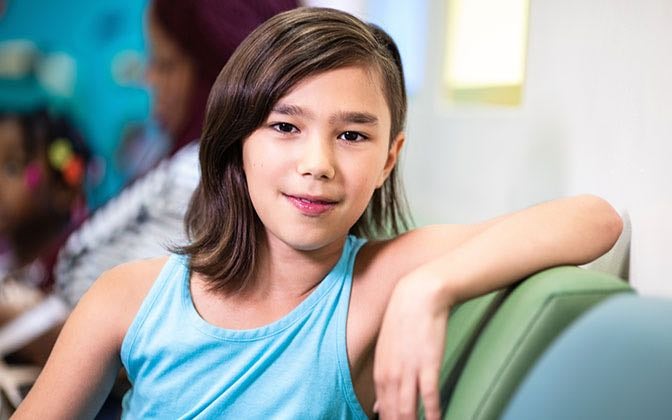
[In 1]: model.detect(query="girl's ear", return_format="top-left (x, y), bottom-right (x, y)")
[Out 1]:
top-left (376, 132), bottom-right (405, 188)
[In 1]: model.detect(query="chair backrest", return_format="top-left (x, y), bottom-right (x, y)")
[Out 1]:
top-left (433, 266), bottom-right (632, 420)
top-left (501, 294), bottom-right (672, 420)
top-left (437, 289), bottom-right (510, 404)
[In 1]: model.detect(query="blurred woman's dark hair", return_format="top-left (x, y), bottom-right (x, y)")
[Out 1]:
top-left (151, 0), bottom-right (299, 154)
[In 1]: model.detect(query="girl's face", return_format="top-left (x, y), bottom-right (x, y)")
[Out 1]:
top-left (242, 66), bottom-right (404, 252)
top-left (145, 11), bottom-right (196, 138)
top-left (0, 119), bottom-right (44, 235)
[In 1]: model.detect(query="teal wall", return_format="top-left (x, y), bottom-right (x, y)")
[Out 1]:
top-left (0, 0), bottom-right (151, 207)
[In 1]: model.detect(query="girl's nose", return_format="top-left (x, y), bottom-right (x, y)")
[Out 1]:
top-left (296, 137), bottom-right (335, 180)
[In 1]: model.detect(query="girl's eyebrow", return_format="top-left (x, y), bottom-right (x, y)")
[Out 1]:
top-left (271, 104), bottom-right (379, 126)
top-left (330, 111), bottom-right (378, 126)
top-left (272, 104), bottom-right (306, 117)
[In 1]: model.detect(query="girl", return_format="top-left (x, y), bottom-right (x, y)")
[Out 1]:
top-left (0, 108), bottom-right (88, 368)
top-left (14, 7), bottom-right (622, 420)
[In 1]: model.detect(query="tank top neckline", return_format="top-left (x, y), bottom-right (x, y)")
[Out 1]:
top-left (180, 236), bottom-right (357, 341)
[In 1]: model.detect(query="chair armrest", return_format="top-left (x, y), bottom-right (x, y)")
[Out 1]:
top-left (439, 266), bottom-right (632, 420)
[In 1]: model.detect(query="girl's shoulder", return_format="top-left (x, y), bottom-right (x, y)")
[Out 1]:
top-left (94, 256), bottom-right (169, 294)
top-left (78, 256), bottom-right (170, 343)
top-left (355, 223), bottom-right (490, 286)
top-left (13, 256), bottom-right (171, 418)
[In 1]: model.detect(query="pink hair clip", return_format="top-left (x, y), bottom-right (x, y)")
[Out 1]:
top-left (24, 162), bottom-right (43, 190)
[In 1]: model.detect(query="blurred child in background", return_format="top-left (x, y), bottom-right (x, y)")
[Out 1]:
top-left (0, 107), bottom-right (89, 366)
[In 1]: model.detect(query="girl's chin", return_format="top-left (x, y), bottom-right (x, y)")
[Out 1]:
top-left (273, 232), bottom-right (348, 253)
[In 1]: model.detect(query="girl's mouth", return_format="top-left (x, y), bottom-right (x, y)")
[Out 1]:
top-left (284, 194), bottom-right (338, 216)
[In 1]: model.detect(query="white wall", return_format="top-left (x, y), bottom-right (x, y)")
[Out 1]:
top-left (302, 0), bottom-right (368, 18)
top-left (403, 0), bottom-right (672, 296)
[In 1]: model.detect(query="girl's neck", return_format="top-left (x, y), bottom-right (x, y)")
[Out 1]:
top-left (241, 234), bottom-right (347, 301)
top-left (189, 235), bottom-right (348, 331)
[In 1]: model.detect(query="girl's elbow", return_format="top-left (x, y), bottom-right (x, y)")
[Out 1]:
top-left (580, 194), bottom-right (624, 252)
top-left (606, 208), bottom-right (624, 245)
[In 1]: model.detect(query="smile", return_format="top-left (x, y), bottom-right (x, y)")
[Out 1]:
top-left (284, 194), bottom-right (338, 216)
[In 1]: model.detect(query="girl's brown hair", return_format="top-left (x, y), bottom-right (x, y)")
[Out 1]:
top-left (178, 7), bottom-right (410, 293)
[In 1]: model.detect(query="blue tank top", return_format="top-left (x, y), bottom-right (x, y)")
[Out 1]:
top-left (120, 235), bottom-right (368, 419)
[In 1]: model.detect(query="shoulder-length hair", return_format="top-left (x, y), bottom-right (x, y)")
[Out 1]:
top-left (178, 7), bottom-right (410, 293)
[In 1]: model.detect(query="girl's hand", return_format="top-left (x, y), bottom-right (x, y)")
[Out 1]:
top-left (373, 271), bottom-right (451, 420)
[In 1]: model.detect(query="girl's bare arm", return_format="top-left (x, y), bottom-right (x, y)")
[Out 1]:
top-left (12, 259), bottom-right (163, 419)
top-left (371, 194), bottom-right (623, 420)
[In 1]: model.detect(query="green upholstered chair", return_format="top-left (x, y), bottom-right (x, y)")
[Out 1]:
top-left (429, 266), bottom-right (632, 420)
top-left (501, 294), bottom-right (672, 420)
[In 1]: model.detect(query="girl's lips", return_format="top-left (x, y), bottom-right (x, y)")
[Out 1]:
top-left (284, 194), bottom-right (337, 216)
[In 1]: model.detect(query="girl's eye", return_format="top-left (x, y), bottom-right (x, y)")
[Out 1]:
top-left (271, 122), bottom-right (298, 134)
top-left (1, 161), bottom-right (22, 177)
top-left (338, 131), bottom-right (367, 142)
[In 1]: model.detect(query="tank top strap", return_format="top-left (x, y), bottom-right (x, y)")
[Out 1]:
top-left (335, 235), bottom-right (368, 415)
top-left (120, 253), bottom-right (187, 366)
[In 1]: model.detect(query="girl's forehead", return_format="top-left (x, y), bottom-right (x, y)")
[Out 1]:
top-left (271, 66), bottom-right (390, 115)
top-left (283, 64), bottom-right (383, 93)
top-left (0, 119), bottom-right (26, 153)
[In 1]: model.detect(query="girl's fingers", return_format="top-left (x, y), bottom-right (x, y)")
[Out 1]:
top-left (373, 279), bottom-right (449, 420)
top-left (419, 367), bottom-right (441, 420)
top-left (375, 368), bottom-right (422, 420)
top-left (398, 373), bottom-right (418, 420)
top-left (374, 368), bottom-right (398, 419)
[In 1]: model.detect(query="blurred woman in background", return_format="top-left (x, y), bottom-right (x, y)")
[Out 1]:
top-left (56, 0), bottom-right (299, 308)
